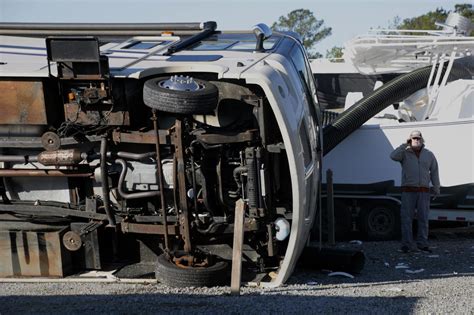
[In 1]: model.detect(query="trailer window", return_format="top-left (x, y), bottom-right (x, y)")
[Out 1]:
top-left (192, 41), bottom-right (238, 50)
top-left (190, 34), bottom-right (279, 51)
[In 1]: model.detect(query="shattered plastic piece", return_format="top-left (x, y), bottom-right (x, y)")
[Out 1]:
top-left (453, 271), bottom-right (458, 275)
top-left (349, 240), bottom-right (363, 245)
top-left (405, 268), bottom-right (424, 274)
top-left (268, 271), bottom-right (278, 279)
top-left (395, 263), bottom-right (409, 269)
top-left (385, 287), bottom-right (403, 292)
top-left (384, 262), bottom-right (390, 267)
top-left (328, 271), bottom-right (354, 279)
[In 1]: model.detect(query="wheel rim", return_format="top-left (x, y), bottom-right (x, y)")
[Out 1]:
top-left (173, 253), bottom-right (210, 269)
top-left (159, 75), bottom-right (203, 91)
top-left (368, 208), bottom-right (394, 235)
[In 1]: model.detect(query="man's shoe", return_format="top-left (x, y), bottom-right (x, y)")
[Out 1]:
top-left (398, 246), bottom-right (410, 253)
top-left (417, 246), bottom-right (432, 253)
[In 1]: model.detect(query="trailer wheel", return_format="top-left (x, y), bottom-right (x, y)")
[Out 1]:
top-left (143, 76), bottom-right (218, 114)
top-left (155, 253), bottom-right (229, 287)
top-left (360, 201), bottom-right (400, 241)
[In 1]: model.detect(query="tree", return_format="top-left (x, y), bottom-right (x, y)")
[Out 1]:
top-left (394, 3), bottom-right (473, 35)
top-left (397, 7), bottom-right (448, 30)
top-left (326, 46), bottom-right (344, 60)
top-left (454, 3), bottom-right (474, 19)
top-left (272, 9), bottom-right (332, 58)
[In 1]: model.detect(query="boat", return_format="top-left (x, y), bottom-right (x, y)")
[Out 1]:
top-left (311, 13), bottom-right (474, 240)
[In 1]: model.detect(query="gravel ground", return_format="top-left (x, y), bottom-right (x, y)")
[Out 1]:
top-left (1, 229), bottom-right (473, 314)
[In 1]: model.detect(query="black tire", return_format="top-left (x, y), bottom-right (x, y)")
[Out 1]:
top-left (360, 201), bottom-right (400, 241)
top-left (155, 253), bottom-right (229, 287)
top-left (143, 77), bottom-right (218, 114)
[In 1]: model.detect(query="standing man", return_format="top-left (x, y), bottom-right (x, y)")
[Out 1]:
top-left (390, 130), bottom-right (440, 253)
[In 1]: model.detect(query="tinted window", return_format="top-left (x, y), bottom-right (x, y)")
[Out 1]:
top-left (123, 41), bottom-right (163, 50)
top-left (290, 45), bottom-right (321, 129)
top-left (190, 34), bottom-right (280, 51)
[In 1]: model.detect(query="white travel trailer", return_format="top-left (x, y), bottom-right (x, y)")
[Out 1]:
top-left (0, 22), bottom-right (321, 288)
top-left (312, 13), bottom-right (474, 240)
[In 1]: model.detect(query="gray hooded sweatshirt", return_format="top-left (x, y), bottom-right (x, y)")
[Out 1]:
top-left (390, 144), bottom-right (440, 194)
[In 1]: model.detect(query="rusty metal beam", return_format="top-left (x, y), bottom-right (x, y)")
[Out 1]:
top-left (121, 222), bottom-right (179, 235)
top-left (112, 130), bottom-right (170, 145)
top-left (195, 129), bottom-right (258, 145)
top-left (174, 119), bottom-right (192, 253)
top-left (0, 169), bottom-right (93, 177)
top-left (0, 204), bottom-right (121, 222)
top-left (152, 110), bottom-right (170, 251)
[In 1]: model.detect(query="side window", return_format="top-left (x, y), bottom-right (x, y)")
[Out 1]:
top-left (290, 45), bottom-right (321, 124)
top-left (290, 44), bottom-right (321, 153)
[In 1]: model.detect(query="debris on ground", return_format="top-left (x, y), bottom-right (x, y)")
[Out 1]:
top-left (328, 272), bottom-right (354, 279)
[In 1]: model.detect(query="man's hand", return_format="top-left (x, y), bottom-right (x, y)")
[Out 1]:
top-left (431, 186), bottom-right (440, 199)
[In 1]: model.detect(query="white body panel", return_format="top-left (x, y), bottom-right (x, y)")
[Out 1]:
top-left (323, 117), bottom-right (474, 187)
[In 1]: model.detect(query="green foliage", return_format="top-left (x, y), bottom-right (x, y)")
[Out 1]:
top-left (395, 3), bottom-right (473, 35)
top-left (326, 46), bottom-right (344, 59)
top-left (272, 9), bottom-right (332, 57)
top-left (397, 7), bottom-right (448, 30)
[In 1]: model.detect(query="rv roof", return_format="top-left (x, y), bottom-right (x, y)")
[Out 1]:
top-left (0, 32), bottom-right (283, 78)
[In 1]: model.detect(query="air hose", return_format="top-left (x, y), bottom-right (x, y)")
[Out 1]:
top-left (322, 59), bottom-right (473, 155)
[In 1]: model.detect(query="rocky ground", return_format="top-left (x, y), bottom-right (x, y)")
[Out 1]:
top-left (0, 227), bottom-right (473, 314)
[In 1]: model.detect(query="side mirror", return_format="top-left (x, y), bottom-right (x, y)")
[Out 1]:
top-left (252, 23), bottom-right (272, 52)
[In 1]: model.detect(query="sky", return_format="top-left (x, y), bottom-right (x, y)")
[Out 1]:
top-left (0, 0), bottom-right (464, 55)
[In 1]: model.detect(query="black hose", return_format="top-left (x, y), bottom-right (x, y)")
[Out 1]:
top-left (322, 61), bottom-right (472, 155)
top-left (100, 137), bottom-right (116, 227)
top-left (115, 151), bottom-right (155, 161)
top-left (115, 159), bottom-right (160, 200)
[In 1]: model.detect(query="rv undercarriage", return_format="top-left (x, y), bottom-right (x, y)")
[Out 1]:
top-left (0, 69), bottom-right (292, 285)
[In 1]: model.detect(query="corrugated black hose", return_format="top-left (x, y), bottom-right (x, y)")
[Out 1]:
top-left (322, 59), bottom-right (473, 155)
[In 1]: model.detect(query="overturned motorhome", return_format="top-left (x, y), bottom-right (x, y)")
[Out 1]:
top-left (0, 22), bottom-right (322, 287)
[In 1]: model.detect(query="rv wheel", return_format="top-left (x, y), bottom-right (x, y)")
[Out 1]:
top-left (360, 201), bottom-right (400, 241)
top-left (143, 76), bottom-right (218, 114)
top-left (155, 252), bottom-right (229, 287)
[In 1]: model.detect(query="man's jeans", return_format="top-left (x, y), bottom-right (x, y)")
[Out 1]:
top-left (400, 191), bottom-right (430, 248)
